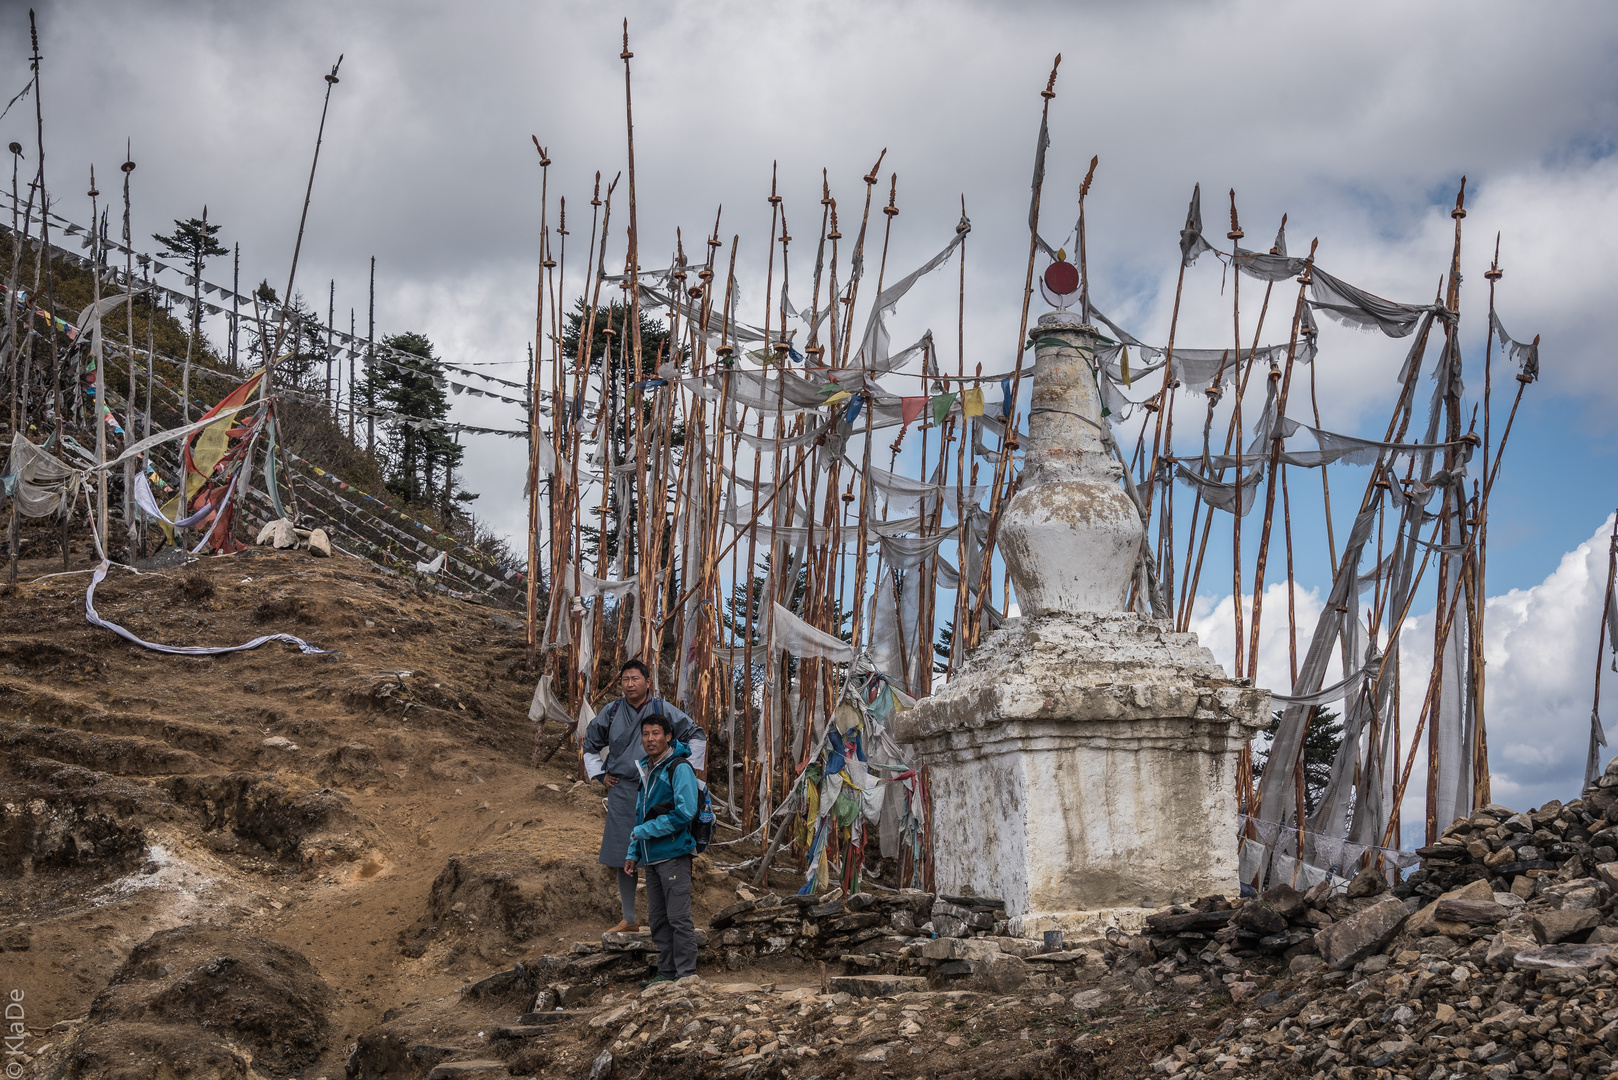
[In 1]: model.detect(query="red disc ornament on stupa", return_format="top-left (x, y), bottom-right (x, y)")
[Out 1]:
top-left (1040, 249), bottom-right (1081, 310)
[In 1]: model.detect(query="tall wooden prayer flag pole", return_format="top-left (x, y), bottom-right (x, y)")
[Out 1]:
top-left (526, 140), bottom-right (551, 668)
top-left (968, 54), bottom-right (1059, 652)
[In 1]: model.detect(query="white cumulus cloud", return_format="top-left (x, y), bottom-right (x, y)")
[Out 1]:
top-left (1188, 512), bottom-right (1618, 848)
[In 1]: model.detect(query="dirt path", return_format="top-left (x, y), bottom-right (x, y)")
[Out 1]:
top-left (0, 544), bottom-right (758, 1076)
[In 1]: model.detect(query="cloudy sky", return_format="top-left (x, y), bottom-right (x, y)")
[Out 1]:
top-left (6, 0), bottom-right (1617, 825)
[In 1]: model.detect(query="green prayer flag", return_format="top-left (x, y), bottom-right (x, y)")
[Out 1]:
top-left (931, 391), bottom-right (957, 426)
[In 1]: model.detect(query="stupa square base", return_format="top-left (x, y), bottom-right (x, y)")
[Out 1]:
top-left (894, 612), bottom-right (1269, 927)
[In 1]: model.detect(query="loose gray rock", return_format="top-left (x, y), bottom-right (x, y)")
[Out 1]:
top-left (1314, 896), bottom-right (1410, 970)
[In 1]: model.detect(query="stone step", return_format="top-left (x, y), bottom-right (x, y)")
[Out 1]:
top-left (601, 927), bottom-right (710, 951)
top-left (515, 1011), bottom-right (577, 1026)
top-left (460, 963), bottom-right (536, 1001)
top-left (828, 974), bottom-right (929, 998)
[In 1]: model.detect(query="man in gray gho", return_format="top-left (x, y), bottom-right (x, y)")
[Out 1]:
top-left (582, 658), bottom-right (706, 933)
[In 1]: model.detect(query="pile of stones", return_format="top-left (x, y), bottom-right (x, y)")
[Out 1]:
top-left (1406, 790), bottom-right (1618, 902)
top-left (489, 975), bottom-right (1098, 1078)
top-left (1148, 878), bottom-right (1618, 1080)
top-left (706, 887), bottom-right (938, 968)
top-left (1145, 783), bottom-right (1618, 1078)
top-left (705, 888), bottom-right (1130, 993)
top-left (515, 887), bottom-right (1122, 999)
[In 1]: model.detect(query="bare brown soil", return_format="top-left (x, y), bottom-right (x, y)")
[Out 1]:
top-left (0, 543), bottom-right (742, 1076)
top-left (0, 539), bottom-right (1268, 1079)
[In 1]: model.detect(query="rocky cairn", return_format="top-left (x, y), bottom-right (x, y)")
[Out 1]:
top-left (1144, 760), bottom-right (1618, 1079)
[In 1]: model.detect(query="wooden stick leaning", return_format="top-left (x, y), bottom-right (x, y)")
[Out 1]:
top-left (967, 55), bottom-right (1060, 651)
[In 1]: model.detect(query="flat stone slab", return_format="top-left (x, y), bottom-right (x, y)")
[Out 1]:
top-left (1315, 897), bottom-right (1411, 970)
top-left (1434, 898), bottom-right (1509, 925)
top-left (1025, 949), bottom-right (1102, 964)
top-left (514, 1011), bottom-right (577, 1026)
top-left (603, 928), bottom-right (708, 949)
top-left (1530, 909), bottom-right (1601, 945)
top-left (493, 1025), bottom-right (557, 1039)
top-left (426, 1062), bottom-right (508, 1080)
top-left (1513, 944), bottom-right (1613, 973)
top-left (918, 937), bottom-right (1002, 961)
top-left (829, 975), bottom-right (929, 998)
top-left (854, 1041), bottom-right (905, 1063)
top-left (459, 964), bottom-right (534, 1000)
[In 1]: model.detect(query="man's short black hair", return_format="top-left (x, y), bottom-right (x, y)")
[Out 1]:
top-left (640, 712), bottom-right (673, 736)
top-left (620, 659), bottom-right (651, 678)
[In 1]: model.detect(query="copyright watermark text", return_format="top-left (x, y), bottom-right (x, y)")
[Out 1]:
top-left (4, 988), bottom-right (24, 1078)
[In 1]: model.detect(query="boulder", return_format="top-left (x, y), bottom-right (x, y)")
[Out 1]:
top-left (1314, 897), bottom-right (1410, 970)
top-left (1485, 931), bottom-right (1538, 969)
top-left (1345, 866), bottom-right (1389, 898)
top-left (259, 518), bottom-right (299, 549)
top-left (1433, 898), bottom-right (1509, 925)
top-left (1232, 901), bottom-right (1287, 936)
top-left (1529, 908), bottom-right (1600, 945)
top-left (1408, 878), bottom-right (1495, 937)
top-left (307, 527), bottom-right (332, 557)
top-left (1261, 884), bottom-right (1307, 921)
top-left (967, 952), bottom-right (1029, 994)
top-left (1070, 988), bottom-right (1105, 1010)
top-left (918, 937), bottom-right (1002, 962)
top-left (1446, 878), bottom-right (1496, 901)
top-left (1144, 909), bottom-right (1234, 934)
top-left (1513, 944), bottom-right (1613, 973)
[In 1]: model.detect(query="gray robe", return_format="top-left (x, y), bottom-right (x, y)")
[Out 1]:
top-left (582, 697), bottom-right (705, 867)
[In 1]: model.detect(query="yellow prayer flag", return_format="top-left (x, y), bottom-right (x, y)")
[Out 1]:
top-left (962, 387), bottom-right (985, 417)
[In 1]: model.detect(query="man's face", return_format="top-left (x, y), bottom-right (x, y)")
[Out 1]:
top-left (620, 668), bottom-right (648, 703)
top-left (640, 721), bottom-right (671, 759)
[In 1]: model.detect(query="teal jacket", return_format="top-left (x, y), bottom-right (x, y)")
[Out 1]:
top-left (627, 740), bottom-right (699, 864)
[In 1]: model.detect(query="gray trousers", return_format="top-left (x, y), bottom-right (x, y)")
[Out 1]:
top-left (645, 855), bottom-right (697, 979)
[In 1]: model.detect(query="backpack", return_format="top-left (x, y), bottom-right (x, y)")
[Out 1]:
top-left (648, 760), bottom-right (716, 854)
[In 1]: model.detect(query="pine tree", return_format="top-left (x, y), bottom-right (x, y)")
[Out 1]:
top-left (365, 331), bottom-right (466, 517)
top-left (152, 211), bottom-right (228, 419)
top-left (152, 214), bottom-right (229, 293)
top-left (243, 279), bottom-right (293, 368)
top-left (1253, 707), bottom-right (1345, 817)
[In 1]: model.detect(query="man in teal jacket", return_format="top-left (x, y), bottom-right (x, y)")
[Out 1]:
top-left (624, 712), bottom-right (700, 984)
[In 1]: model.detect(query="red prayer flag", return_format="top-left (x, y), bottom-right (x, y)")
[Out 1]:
top-left (901, 396), bottom-right (926, 426)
